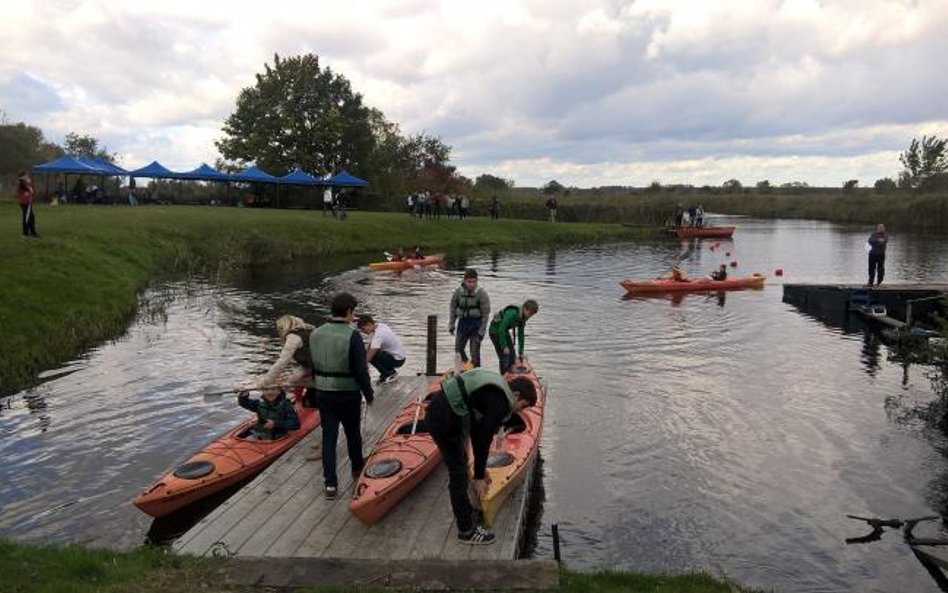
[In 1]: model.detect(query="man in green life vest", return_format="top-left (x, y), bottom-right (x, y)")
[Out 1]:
top-left (448, 268), bottom-right (491, 368)
top-left (488, 299), bottom-right (539, 374)
top-left (426, 367), bottom-right (538, 545)
top-left (309, 292), bottom-right (375, 501)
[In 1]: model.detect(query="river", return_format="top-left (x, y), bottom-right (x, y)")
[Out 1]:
top-left (2, 217), bottom-right (948, 592)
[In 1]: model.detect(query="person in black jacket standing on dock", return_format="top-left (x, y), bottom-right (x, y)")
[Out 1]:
top-left (426, 368), bottom-right (537, 545)
top-left (867, 223), bottom-right (888, 287)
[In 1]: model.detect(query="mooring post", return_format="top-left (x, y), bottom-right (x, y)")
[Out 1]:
top-left (552, 522), bottom-right (561, 563)
top-left (426, 315), bottom-right (437, 375)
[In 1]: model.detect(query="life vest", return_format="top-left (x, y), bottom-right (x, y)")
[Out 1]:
top-left (454, 285), bottom-right (486, 320)
top-left (309, 321), bottom-right (359, 391)
top-left (288, 328), bottom-right (313, 370)
top-left (489, 305), bottom-right (520, 336)
top-left (440, 368), bottom-right (514, 424)
top-left (253, 393), bottom-right (291, 435)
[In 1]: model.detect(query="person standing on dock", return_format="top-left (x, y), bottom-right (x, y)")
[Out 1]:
top-left (309, 292), bottom-right (374, 500)
top-left (449, 268), bottom-right (491, 369)
top-left (867, 223), bottom-right (888, 287)
top-left (356, 315), bottom-right (407, 384)
top-left (426, 368), bottom-right (538, 544)
top-left (488, 300), bottom-right (539, 374)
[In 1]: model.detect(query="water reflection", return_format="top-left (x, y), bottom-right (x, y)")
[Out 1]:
top-left (546, 249), bottom-right (556, 276)
top-left (862, 331), bottom-right (882, 377)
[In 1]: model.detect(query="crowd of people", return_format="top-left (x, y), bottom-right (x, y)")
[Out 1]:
top-left (672, 203), bottom-right (705, 228)
top-left (406, 190), bottom-right (471, 220)
top-left (237, 271), bottom-right (539, 544)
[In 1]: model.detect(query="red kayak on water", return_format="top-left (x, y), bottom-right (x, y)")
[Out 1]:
top-left (675, 226), bottom-right (736, 239)
top-left (368, 256), bottom-right (444, 271)
top-left (620, 274), bottom-right (766, 294)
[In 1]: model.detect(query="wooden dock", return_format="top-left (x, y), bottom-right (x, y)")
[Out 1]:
top-left (174, 376), bottom-right (535, 562)
top-left (783, 283), bottom-right (948, 328)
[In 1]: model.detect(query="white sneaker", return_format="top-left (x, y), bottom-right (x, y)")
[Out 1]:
top-left (380, 371), bottom-right (399, 384)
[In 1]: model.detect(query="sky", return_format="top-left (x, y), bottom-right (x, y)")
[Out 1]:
top-left (1, 0), bottom-right (947, 189)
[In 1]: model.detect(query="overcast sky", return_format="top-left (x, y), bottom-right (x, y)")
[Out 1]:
top-left (2, 0), bottom-right (946, 188)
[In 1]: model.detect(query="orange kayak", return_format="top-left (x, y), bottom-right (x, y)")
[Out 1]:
top-left (368, 256), bottom-right (444, 271)
top-left (133, 388), bottom-right (319, 518)
top-left (349, 381), bottom-right (442, 525)
top-left (675, 226), bottom-right (736, 238)
top-left (620, 274), bottom-right (766, 294)
top-left (474, 360), bottom-right (546, 526)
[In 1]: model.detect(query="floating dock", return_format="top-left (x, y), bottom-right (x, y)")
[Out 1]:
top-left (173, 375), bottom-right (537, 562)
top-left (782, 283), bottom-right (948, 328)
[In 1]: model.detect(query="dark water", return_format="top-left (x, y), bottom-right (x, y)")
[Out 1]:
top-left (3, 217), bottom-right (948, 592)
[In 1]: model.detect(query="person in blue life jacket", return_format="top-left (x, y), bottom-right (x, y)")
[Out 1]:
top-left (237, 386), bottom-right (301, 441)
top-left (488, 300), bottom-right (538, 374)
top-left (426, 367), bottom-right (538, 545)
top-left (309, 292), bottom-right (374, 500)
top-left (449, 268), bottom-right (491, 368)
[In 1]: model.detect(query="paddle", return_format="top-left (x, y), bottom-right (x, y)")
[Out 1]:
top-left (201, 383), bottom-right (313, 402)
top-left (410, 395), bottom-right (423, 434)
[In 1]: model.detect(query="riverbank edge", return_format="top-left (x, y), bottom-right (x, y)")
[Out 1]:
top-left (0, 206), bottom-right (649, 396)
top-left (0, 539), bottom-right (760, 593)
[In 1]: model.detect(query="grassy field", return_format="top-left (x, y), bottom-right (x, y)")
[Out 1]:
top-left (0, 204), bottom-right (643, 396)
top-left (0, 539), bottom-right (760, 593)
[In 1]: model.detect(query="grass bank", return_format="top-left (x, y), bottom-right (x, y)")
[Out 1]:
top-left (0, 539), bottom-right (759, 593)
top-left (0, 205), bottom-right (642, 395)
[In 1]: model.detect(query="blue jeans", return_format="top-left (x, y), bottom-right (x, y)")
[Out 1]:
top-left (316, 390), bottom-right (364, 488)
top-left (455, 319), bottom-right (484, 367)
top-left (370, 350), bottom-right (405, 379)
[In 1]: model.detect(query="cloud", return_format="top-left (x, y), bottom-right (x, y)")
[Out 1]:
top-left (1, 0), bottom-right (947, 187)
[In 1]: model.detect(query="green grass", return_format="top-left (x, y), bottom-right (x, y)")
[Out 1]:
top-left (0, 204), bottom-right (642, 395)
top-left (0, 539), bottom-right (761, 593)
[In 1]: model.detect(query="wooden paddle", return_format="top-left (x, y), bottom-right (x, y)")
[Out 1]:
top-left (201, 383), bottom-right (313, 402)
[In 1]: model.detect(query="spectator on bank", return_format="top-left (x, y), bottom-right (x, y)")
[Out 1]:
top-left (490, 196), bottom-right (500, 220)
top-left (16, 171), bottom-right (38, 238)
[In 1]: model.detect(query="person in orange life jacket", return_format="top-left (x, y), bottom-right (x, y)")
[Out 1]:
top-left (709, 264), bottom-right (728, 281)
top-left (309, 292), bottom-right (374, 500)
top-left (426, 368), bottom-right (538, 544)
top-left (356, 315), bottom-right (407, 384)
top-left (237, 386), bottom-right (301, 441)
top-left (488, 300), bottom-right (538, 375)
top-left (17, 171), bottom-right (38, 238)
top-left (449, 268), bottom-right (491, 368)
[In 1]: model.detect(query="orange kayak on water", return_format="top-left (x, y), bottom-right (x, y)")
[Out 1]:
top-left (349, 380), bottom-right (442, 525)
top-left (368, 256), bottom-right (444, 271)
top-left (620, 274), bottom-right (766, 294)
top-left (133, 388), bottom-right (319, 518)
top-left (474, 360), bottom-right (546, 526)
top-left (675, 226), bottom-right (736, 239)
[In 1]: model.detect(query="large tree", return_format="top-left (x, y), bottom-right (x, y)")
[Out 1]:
top-left (216, 53), bottom-right (374, 176)
top-left (0, 112), bottom-right (63, 176)
top-left (473, 174), bottom-right (513, 191)
top-left (899, 135), bottom-right (948, 190)
top-left (63, 132), bottom-right (115, 162)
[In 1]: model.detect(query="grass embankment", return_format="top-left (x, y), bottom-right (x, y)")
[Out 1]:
top-left (0, 540), bottom-right (758, 593)
top-left (0, 205), bottom-right (641, 395)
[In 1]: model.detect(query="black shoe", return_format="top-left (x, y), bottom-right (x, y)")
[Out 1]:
top-left (458, 525), bottom-right (495, 545)
top-left (325, 485), bottom-right (337, 500)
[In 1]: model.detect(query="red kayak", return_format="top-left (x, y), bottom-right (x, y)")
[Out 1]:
top-left (620, 274), bottom-right (766, 294)
top-left (675, 226), bottom-right (736, 239)
top-left (133, 388), bottom-right (319, 518)
top-left (349, 381), bottom-right (442, 524)
top-left (368, 256), bottom-right (443, 271)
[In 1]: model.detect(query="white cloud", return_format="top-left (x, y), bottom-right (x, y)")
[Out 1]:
top-left (1, 0), bottom-right (946, 187)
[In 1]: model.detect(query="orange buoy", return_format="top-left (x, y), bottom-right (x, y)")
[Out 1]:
top-left (730, 261), bottom-right (738, 267)
top-left (775, 268), bottom-right (784, 277)
top-left (725, 251), bottom-right (731, 257)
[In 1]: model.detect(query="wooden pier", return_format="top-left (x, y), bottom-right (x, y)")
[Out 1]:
top-left (782, 283), bottom-right (948, 328)
top-left (174, 375), bottom-right (537, 562)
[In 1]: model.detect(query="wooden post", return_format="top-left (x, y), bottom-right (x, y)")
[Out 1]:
top-left (426, 315), bottom-right (437, 375)
top-left (906, 302), bottom-right (913, 327)
top-left (552, 523), bottom-right (561, 563)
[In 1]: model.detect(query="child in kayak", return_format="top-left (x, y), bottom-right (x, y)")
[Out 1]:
top-left (488, 300), bottom-right (539, 374)
top-left (238, 386), bottom-right (301, 441)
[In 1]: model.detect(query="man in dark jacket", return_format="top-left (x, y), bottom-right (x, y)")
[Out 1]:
top-left (867, 223), bottom-right (888, 287)
top-left (309, 292), bottom-right (374, 500)
top-left (426, 368), bottom-right (537, 544)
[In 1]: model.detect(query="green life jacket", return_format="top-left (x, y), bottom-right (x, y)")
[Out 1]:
top-left (454, 285), bottom-right (486, 319)
top-left (254, 393), bottom-right (289, 434)
top-left (309, 321), bottom-right (360, 391)
top-left (441, 368), bottom-right (515, 424)
top-left (488, 305), bottom-right (521, 336)
top-left (289, 328), bottom-right (313, 370)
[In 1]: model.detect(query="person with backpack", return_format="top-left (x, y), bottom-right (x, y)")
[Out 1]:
top-left (488, 300), bottom-right (539, 374)
top-left (449, 268), bottom-right (491, 368)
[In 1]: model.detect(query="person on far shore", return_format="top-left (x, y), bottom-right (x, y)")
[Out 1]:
top-left (323, 187), bottom-right (333, 216)
top-left (545, 196), bottom-right (557, 222)
top-left (16, 171), bottom-right (38, 238)
top-left (490, 196), bottom-right (500, 220)
top-left (449, 268), bottom-right (491, 368)
top-left (488, 300), bottom-right (539, 374)
top-left (867, 223), bottom-right (888, 287)
top-left (356, 315), bottom-right (407, 385)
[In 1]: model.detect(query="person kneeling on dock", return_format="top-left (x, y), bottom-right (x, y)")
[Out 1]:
top-left (356, 314), bottom-right (407, 384)
top-left (238, 387), bottom-right (301, 441)
top-left (427, 368), bottom-right (537, 545)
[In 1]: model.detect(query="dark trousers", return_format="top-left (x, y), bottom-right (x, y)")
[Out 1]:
top-left (315, 390), bottom-right (364, 487)
top-left (370, 351), bottom-right (405, 379)
top-left (455, 319), bottom-right (483, 367)
top-left (21, 204), bottom-right (37, 236)
top-left (489, 331), bottom-right (516, 374)
top-left (868, 253), bottom-right (885, 286)
top-left (426, 394), bottom-right (475, 533)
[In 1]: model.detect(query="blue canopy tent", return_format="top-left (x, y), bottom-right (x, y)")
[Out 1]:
top-left (32, 155), bottom-right (125, 203)
top-left (329, 170), bottom-right (369, 188)
top-left (278, 169), bottom-right (320, 186)
top-left (78, 157), bottom-right (128, 176)
top-left (232, 166), bottom-right (278, 184)
top-left (178, 163), bottom-right (231, 182)
top-left (128, 161), bottom-right (180, 179)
